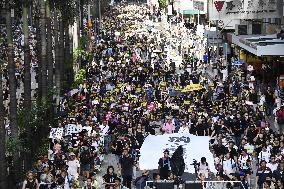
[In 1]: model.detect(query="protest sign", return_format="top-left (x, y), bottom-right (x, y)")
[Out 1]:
top-left (139, 133), bottom-right (216, 173)
top-left (49, 128), bottom-right (64, 139)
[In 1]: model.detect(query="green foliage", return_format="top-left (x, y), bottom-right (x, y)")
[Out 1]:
top-left (34, 139), bottom-right (50, 159)
top-left (5, 138), bottom-right (24, 155)
top-left (158, 0), bottom-right (168, 8)
top-left (73, 69), bottom-right (86, 88)
top-left (53, 0), bottom-right (78, 25)
top-left (73, 48), bottom-right (87, 65)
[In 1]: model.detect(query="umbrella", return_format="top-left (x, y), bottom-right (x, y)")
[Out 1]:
top-left (181, 84), bottom-right (203, 92)
top-left (171, 146), bottom-right (185, 177)
top-left (68, 89), bottom-right (79, 96)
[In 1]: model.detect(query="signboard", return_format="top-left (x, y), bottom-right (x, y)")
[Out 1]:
top-left (232, 60), bottom-right (244, 65)
top-left (209, 0), bottom-right (281, 20)
top-left (139, 133), bottom-right (215, 173)
top-left (193, 0), bottom-right (205, 11)
top-left (168, 5), bottom-right (173, 16)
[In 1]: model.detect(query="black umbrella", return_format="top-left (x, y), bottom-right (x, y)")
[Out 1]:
top-left (171, 145), bottom-right (185, 177)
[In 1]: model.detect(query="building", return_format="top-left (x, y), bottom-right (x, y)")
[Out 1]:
top-left (174, 0), bottom-right (208, 24)
top-left (208, 0), bottom-right (284, 87)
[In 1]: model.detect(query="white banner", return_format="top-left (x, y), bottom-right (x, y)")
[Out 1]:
top-left (208, 0), bottom-right (282, 21)
top-left (139, 133), bottom-right (216, 174)
top-left (168, 5), bottom-right (173, 16)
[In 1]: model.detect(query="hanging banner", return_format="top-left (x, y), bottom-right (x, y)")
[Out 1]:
top-left (168, 5), bottom-right (173, 16)
top-left (209, 0), bottom-right (282, 20)
top-left (139, 133), bottom-right (216, 173)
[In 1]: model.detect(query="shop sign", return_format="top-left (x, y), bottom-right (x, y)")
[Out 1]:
top-left (209, 0), bottom-right (281, 20)
top-left (232, 60), bottom-right (244, 65)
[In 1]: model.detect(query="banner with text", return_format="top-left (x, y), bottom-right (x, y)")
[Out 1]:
top-left (139, 133), bottom-right (216, 173)
top-left (209, 0), bottom-right (282, 20)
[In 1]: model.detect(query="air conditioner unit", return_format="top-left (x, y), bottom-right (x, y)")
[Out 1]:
top-left (235, 24), bottom-right (248, 35)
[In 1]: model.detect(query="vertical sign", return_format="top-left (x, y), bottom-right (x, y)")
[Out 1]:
top-left (168, 4), bottom-right (173, 15)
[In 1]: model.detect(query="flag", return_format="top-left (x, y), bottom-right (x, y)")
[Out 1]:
top-left (214, 1), bottom-right (225, 12)
top-left (147, 102), bottom-right (156, 112)
top-left (171, 146), bottom-right (185, 176)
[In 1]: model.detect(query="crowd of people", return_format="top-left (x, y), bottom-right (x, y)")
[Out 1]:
top-left (18, 2), bottom-right (284, 189)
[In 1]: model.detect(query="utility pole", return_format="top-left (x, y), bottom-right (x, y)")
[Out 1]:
top-left (197, 2), bottom-right (200, 25)
top-left (216, 20), bottom-right (220, 62)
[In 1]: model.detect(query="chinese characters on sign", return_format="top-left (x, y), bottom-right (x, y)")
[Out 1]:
top-left (209, 0), bottom-right (281, 20)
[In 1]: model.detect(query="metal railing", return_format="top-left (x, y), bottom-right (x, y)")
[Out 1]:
top-left (145, 180), bottom-right (245, 189)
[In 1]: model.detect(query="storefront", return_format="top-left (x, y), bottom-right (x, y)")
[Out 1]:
top-left (230, 34), bottom-right (284, 84)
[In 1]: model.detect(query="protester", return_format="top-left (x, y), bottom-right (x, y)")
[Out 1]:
top-left (17, 2), bottom-right (284, 189)
top-left (134, 170), bottom-right (149, 189)
top-left (118, 148), bottom-right (136, 189)
top-left (256, 160), bottom-right (273, 189)
top-left (158, 149), bottom-right (172, 180)
top-left (197, 157), bottom-right (210, 179)
top-left (103, 166), bottom-right (118, 189)
top-left (22, 171), bottom-right (40, 189)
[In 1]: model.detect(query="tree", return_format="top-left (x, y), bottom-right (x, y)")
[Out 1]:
top-left (0, 61), bottom-right (7, 189)
top-left (34, 0), bottom-right (42, 100)
top-left (53, 6), bottom-right (61, 107)
top-left (22, 0), bottom-right (33, 172)
top-left (6, 2), bottom-right (21, 184)
top-left (23, 1), bottom-right (31, 109)
top-left (46, 0), bottom-right (53, 91)
top-left (158, 0), bottom-right (168, 9)
top-left (40, 0), bottom-right (47, 98)
top-left (54, 0), bottom-right (78, 92)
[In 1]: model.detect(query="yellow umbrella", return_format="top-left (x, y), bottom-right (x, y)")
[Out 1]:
top-left (181, 84), bottom-right (203, 92)
top-left (184, 100), bottom-right (191, 105)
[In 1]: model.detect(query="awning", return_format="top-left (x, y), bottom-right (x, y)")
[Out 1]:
top-left (179, 9), bottom-right (205, 15)
top-left (232, 34), bottom-right (284, 56)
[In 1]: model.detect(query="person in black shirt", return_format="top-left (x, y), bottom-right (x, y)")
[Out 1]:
top-left (22, 171), bottom-right (39, 189)
top-left (103, 166), bottom-right (118, 189)
top-left (256, 160), bottom-right (272, 188)
top-left (118, 148), bottom-right (135, 189)
top-left (213, 140), bottom-right (227, 159)
top-left (227, 141), bottom-right (238, 161)
top-left (158, 149), bottom-right (172, 180)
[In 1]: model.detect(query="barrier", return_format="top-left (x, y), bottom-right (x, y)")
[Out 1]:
top-left (145, 181), bottom-right (245, 189)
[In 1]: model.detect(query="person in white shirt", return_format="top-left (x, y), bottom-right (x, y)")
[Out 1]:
top-left (266, 156), bottom-right (278, 172)
top-left (67, 152), bottom-right (80, 179)
top-left (178, 124), bottom-right (190, 134)
top-left (222, 152), bottom-right (236, 180)
top-left (99, 120), bottom-right (109, 136)
top-left (99, 120), bottom-right (110, 153)
top-left (238, 149), bottom-right (252, 186)
top-left (258, 145), bottom-right (271, 163)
